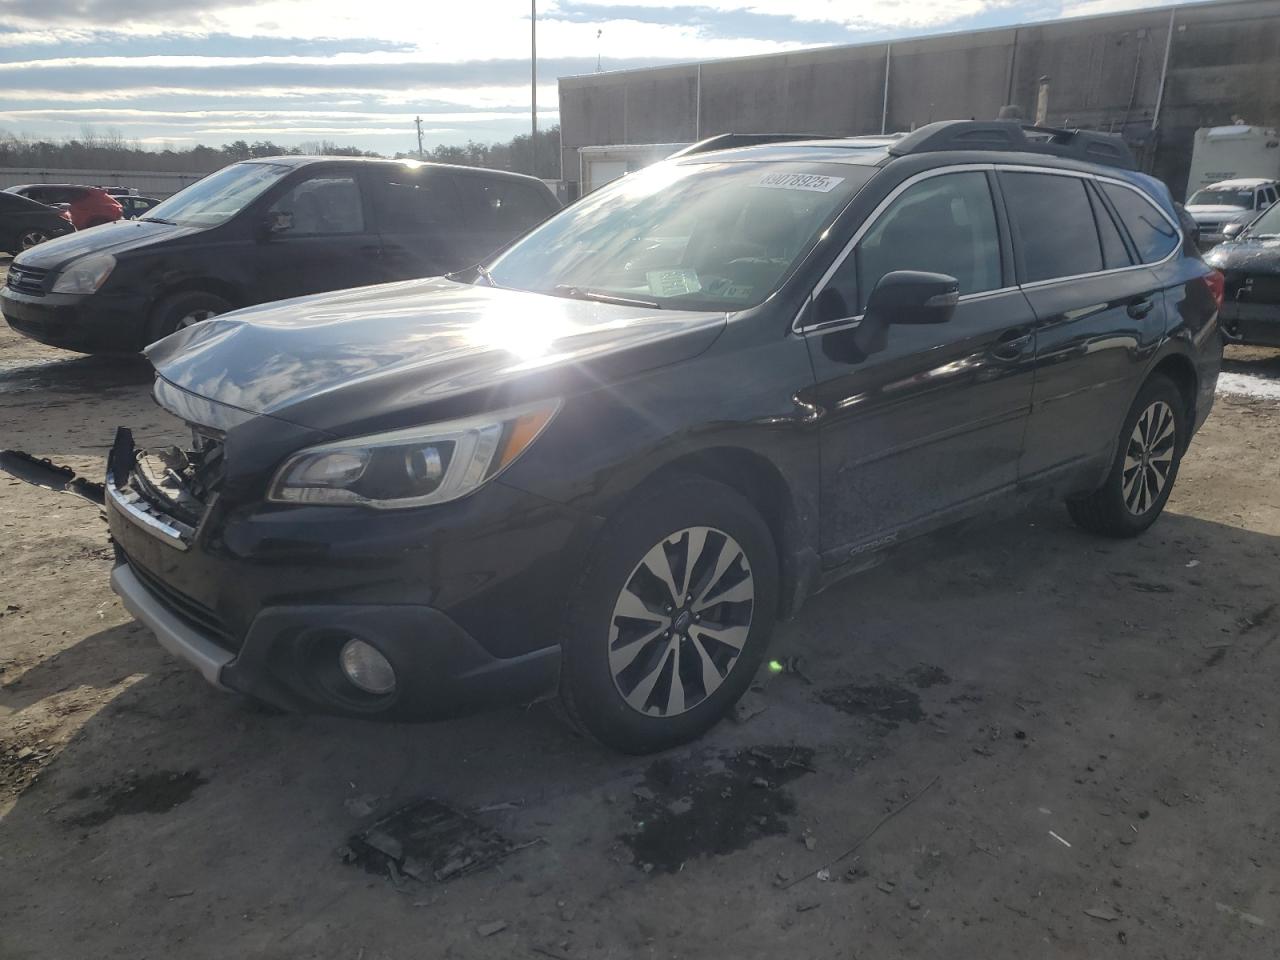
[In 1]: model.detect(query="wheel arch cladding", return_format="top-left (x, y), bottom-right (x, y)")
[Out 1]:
top-left (638, 446), bottom-right (810, 620)
top-left (1151, 353), bottom-right (1198, 442)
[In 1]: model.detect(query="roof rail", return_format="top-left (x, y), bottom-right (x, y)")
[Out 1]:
top-left (667, 133), bottom-right (837, 159)
top-left (887, 120), bottom-right (1137, 170)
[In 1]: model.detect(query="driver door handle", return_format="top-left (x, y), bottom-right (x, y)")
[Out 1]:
top-left (991, 328), bottom-right (1033, 361)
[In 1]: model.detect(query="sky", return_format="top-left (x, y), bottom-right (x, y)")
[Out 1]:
top-left (0, 0), bottom-right (1185, 155)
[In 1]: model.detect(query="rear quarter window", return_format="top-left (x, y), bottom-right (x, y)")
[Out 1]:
top-left (1100, 183), bottom-right (1180, 264)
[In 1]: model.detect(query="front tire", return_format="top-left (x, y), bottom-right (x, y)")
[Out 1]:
top-left (17, 228), bottom-right (51, 250)
top-left (558, 476), bottom-right (779, 754)
top-left (147, 290), bottom-right (231, 343)
top-left (1067, 374), bottom-right (1186, 538)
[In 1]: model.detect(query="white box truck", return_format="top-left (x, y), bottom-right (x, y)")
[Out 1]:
top-left (1185, 125), bottom-right (1280, 196)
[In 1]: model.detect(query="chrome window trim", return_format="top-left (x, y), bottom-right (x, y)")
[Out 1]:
top-left (794, 162), bottom-right (1183, 335)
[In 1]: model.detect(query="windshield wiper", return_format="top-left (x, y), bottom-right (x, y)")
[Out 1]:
top-left (139, 216), bottom-right (176, 224)
top-left (551, 285), bottom-right (661, 309)
top-left (476, 263), bottom-right (499, 287)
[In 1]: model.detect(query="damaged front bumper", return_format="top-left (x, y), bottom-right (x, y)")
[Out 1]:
top-left (7, 425), bottom-right (584, 721)
top-left (110, 563), bottom-right (234, 688)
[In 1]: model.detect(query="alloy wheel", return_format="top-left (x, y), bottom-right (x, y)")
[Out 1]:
top-left (177, 308), bottom-right (219, 329)
top-left (608, 525), bottom-right (754, 717)
top-left (18, 230), bottom-right (49, 250)
top-left (1122, 399), bottom-right (1176, 515)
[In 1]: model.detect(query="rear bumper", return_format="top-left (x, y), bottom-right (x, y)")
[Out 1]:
top-left (1220, 301), bottom-right (1280, 347)
top-left (1, 287), bottom-right (150, 353)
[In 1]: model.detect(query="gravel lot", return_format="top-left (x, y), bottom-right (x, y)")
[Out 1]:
top-left (2, 256), bottom-right (1278, 959)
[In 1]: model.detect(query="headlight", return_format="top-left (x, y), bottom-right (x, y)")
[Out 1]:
top-left (267, 400), bottom-right (560, 508)
top-left (51, 253), bottom-right (116, 294)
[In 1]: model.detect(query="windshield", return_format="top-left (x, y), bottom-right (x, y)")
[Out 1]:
top-left (143, 162), bottom-right (292, 228)
top-left (1242, 203), bottom-right (1280, 237)
top-left (486, 160), bottom-right (872, 310)
top-left (1188, 188), bottom-right (1254, 208)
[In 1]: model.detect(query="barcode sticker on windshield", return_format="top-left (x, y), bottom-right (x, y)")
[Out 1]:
top-left (758, 172), bottom-right (844, 193)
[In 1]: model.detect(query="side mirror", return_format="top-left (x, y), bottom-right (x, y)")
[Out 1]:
top-left (818, 270), bottom-right (958, 364)
top-left (864, 270), bottom-right (959, 326)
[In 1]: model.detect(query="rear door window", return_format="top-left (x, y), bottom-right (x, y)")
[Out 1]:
top-left (368, 166), bottom-right (461, 235)
top-left (1100, 183), bottom-right (1180, 264)
top-left (1087, 183), bottom-right (1133, 270)
top-left (456, 176), bottom-right (554, 236)
top-left (1002, 172), bottom-right (1106, 283)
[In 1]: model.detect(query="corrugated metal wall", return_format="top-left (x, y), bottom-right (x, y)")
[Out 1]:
top-left (558, 0), bottom-right (1280, 198)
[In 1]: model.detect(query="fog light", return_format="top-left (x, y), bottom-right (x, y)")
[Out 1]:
top-left (339, 639), bottom-right (396, 695)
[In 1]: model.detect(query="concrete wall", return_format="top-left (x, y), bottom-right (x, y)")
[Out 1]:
top-left (0, 167), bottom-right (205, 198)
top-left (558, 0), bottom-right (1280, 199)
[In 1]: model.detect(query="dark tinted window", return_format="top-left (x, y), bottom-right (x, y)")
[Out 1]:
top-left (1101, 183), bottom-right (1180, 264)
top-left (267, 175), bottom-right (365, 236)
top-left (1003, 173), bottom-right (1103, 282)
top-left (457, 176), bottom-right (552, 235)
top-left (848, 170), bottom-right (1001, 311)
top-left (369, 166), bottom-right (459, 234)
top-left (1088, 184), bottom-right (1133, 270)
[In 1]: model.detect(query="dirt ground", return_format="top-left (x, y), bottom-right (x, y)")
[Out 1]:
top-left (2, 254), bottom-right (1278, 959)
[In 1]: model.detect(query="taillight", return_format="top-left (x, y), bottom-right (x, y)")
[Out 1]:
top-left (1203, 269), bottom-right (1225, 309)
top-left (58, 209), bottom-right (72, 222)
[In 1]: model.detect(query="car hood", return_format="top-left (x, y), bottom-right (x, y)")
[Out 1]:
top-left (12, 219), bottom-right (199, 270)
top-left (146, 278), bottom-right (727, 434)
top-left (1204, 235), bottom-right (1280, 275)
top-left (1185, 205), bottom-right (1252, 222)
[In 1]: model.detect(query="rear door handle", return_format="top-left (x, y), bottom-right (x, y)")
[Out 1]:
top-left (1127, 296), bottom-right (1155, 319)
top-left (991, 328), bottom-right (1033, 361)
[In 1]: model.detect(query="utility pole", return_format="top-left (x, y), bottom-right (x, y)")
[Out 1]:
top-left (531, 0), bottom-right (538, 176)
top-left (415, 116), bottom-right (424, 159)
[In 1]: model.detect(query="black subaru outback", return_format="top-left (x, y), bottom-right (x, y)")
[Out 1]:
top-left (100, 121), bottom-right (1223, 754)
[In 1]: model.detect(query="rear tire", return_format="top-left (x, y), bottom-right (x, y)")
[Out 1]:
top-left (558, 475), bottom-right (779, 754)
top-left (1066, 374), bottom-right (1186, 538)
top-left (147, 290), bottom-right (231, 343)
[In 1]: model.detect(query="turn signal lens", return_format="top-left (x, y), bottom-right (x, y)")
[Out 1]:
top-left (493, 406), bottom-right (559, 474)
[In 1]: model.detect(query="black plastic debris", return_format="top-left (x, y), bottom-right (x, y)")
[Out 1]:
top-left (0, 449), bottom-right (105, 506)
top-left (344, 797), bottom-right (521, 883)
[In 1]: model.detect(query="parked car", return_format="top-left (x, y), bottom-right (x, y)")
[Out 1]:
top-left (117, 196), bottom-right (161, 220)
top-left (3, 184), bottom-right (124, 230)
top-left (0, 191), bottom-right (75, 254)
top-left (1184, 177), bottom-right (1279, 247)
top-left (0, 157), bottom-right (560, 354)
top-left (100, 121), bottom-right (1221, 754)
top-left (1205, 200), bottom-right (1280, 346)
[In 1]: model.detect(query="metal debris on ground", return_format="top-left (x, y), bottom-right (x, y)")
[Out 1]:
top-left (777, 775), bottom-right (940, 891)
top-left (1085, 905), bottom-right (1120, 921)
top-left (476, 920), bottom-right (508, 937)
top-left (345, 797), bottom-right (525, 884)
top-left (1048, 831), bottom-right (1072, 848)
